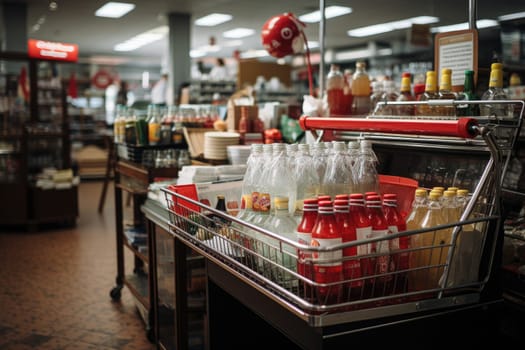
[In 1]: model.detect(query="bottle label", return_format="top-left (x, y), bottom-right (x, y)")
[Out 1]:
top-left (388, 225), bottom-right (399, 250)
top-left (296, 231), bottom-right (312, 262)
top-left (355, 226), bottom-right (371, 255)
top-left (311, 237), bottom-right (342, 266)
top-left (148, 123), bottom-right (161, 144)
top-left (258, 193), bottom-right (271, 213)
top-left (370, 228), bottom-right (390, 253)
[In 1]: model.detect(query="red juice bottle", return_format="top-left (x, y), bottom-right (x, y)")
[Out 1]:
top-left (382, 193), bottom-right (409, 295)
top-left (296, 198), bottom-right (318, 301)
top-left (310, 200), bottom-right (343, 304)
top-left (334, 198), bottom-right (363, 301)
top-left (349, 193), bottom-right (373, 299)
top-left (365, 194), bottom-right (394, 298)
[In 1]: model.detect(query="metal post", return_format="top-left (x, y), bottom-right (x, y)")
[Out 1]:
top-left (318, 0), bottom-right (326, 97)
top-left (468, 0), bottom-right (477, 30)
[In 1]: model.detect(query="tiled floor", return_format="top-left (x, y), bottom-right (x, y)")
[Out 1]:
top-left (0, 180), bottom-right (155, 350)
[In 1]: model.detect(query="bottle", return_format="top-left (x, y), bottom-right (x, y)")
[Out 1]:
top-left (293, 143), bottom-right (321, 223)
top-left (326, 64), bottom-right (346, 116)
top-left (269, 143), bottom-right (296, 216)
top-left (406, 188), bottom-right (428, 291)
top-left (310, 200), bottom-right (343, 304)
top-left (321, 141), bottom-right (355, 198)
top-left (441, 190), bottom-right (459, 223)
top-left (480, 63), bottom-right (512, 119)
top-left (159, 109), bottom-right (173, 145)
top-left (456, 70), bottom-right (480, 117)
top-left (263, 196), bottom-right (299, 289)
top-left (171, 107), bottom-right (184, 146)
top-left (416, 70), bottom-right (438, 117)
top-left (369, 81), bottom-right (384, 115)
top-left (436, 68), bottom-right (456, 117)
top-left (382, 193), bottom-right (409, 294)
top-left (212, 194), bottom-right (228, 225)
top-left (365, 194), bottom-right (393, 298)
top-left (134, 112), bottom-right (149, 146)
top-left (334, 198), bottom-right (363, 299)
top-left (311, 142), bottom-right (327, 183)
top-left (113, 104), bottom-right (127, 143)
top-left (414, 192), bottom-right (452, 291)
top-left (241, 143), bottom-right (264, 203)
top-left (343, 68), bottom-right (354, 115)
top-left (296, 198), bottom-right (318, 299)
top-left (349, 193), bottom-right (373, 297)
top-left (124, 108), bottom-right (137, 144)
top-left (351, 61), bottom-right (371, 116)
top-left (375, 80), bottom-right (399, 116)
top-left (147, 104), bottom-right (161, 145)
top-left (396, 72), bottom-right (415, 116)
top-left (354, 140), bottom-right (380, 195)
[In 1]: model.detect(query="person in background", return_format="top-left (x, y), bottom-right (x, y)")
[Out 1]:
top-left (151, 72), bottom-right (168, 107)
top-left (209, 57), bottom-right (229, 81)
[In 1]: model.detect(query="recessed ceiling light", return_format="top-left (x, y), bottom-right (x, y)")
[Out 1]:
top-left (223, 28), bottom-right (255, 39)
top-left (114, 26), bottom-right (168, 51)
top-left (347, 16), bottom-right (439, 37)
top-left (195, 13), bottom-right (232, 26)
top-left (95, 2), bottom-right (136, 18)
top-left (299, 6), bottom-right (352, 23)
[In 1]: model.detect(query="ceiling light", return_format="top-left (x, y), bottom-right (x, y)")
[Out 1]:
top-left (195, 13), bottom-right (232, 26)
top-left (223, 28), bottom-right (255, 39)
top-left (348, 16), bottom-right (439, 37)
top-left (498, 11), bottom-right (525, 22)
top-left (114, 26), bottom-right (168, 51)
top-left (240, 49), bottom-right (269, 59)
top-left (431, 19), bottom-right (498, 33)
top-left (299, 6), bottom-right (352, 23)
top-left (95, 2), bottom-right (136, 18)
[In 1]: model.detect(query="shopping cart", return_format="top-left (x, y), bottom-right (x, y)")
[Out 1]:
top-left (162, 99), bottom-right (524, 327)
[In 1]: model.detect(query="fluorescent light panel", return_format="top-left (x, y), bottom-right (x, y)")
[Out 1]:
top-left (299, 6), bottom-right (352, 23)
top-left (431, 19), bottom-right (498, 33)
top-left (114, 26), bottom-right (168, 51)
top-left (95, 2), bottom-right (135, 18)
top-left (223, 28), bottom-right (255, 39)
top-left (348, 16), bottom-right (439, 37)
top-left (195, 13), bottom-right (232, 26)
top-left (498, 11), bottom-right (525, 21)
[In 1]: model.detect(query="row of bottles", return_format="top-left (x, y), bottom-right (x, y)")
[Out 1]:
top-left (328, 62), bottom-right (515, 119)
top-left (240, 139), bottom-right (380, 222)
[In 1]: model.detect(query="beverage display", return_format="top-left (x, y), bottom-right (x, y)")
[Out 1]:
top-left (310, 200), bottom-right (343, 304)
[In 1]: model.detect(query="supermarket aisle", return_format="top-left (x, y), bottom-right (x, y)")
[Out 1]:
top-left (0, 180), bottom-right (155, 350)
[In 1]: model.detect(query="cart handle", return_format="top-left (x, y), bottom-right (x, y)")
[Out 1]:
top-left (299, 116), bottom-right (480, 139)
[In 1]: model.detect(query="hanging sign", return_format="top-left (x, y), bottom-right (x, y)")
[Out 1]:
top-left (28, 39), bottom-right (79, 62)
top-left (434, 29), bottom-right (478, 92)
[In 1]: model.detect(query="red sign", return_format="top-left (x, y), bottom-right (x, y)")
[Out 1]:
top-left (28, 39), bottom-right (79, 62)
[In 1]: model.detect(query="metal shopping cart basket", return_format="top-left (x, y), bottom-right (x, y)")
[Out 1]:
top-left (162, 99), bottom-right (524, 327)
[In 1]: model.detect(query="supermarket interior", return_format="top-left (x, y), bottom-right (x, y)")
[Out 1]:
top-left (1, 0), bottom-right (525, 349)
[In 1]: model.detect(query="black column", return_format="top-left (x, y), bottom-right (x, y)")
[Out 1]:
top-left (2, 2), bottom-right (27, 52)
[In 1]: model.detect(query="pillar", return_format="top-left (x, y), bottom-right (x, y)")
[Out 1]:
top-left (1, 2), bottom-right (27, 52)
top-left (167, 12), bottom-right (191, 106)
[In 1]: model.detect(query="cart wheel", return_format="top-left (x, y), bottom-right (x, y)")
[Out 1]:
top-left (146, 327), bottom-right (155, 343)
top-left (110, 286), bottom-right (122, 300)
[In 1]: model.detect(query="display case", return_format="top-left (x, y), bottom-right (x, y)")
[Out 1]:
top-left (157, 98), bottom-right (524, 348)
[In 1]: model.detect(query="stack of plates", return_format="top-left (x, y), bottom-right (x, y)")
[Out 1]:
top-left (227, 145), bottom-right (252, 165)
top-left (204, 131), bottom-right (240, 160)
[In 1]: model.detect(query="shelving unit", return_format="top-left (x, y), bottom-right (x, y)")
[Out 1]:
top-left (0, 52), bottom-right (78, 230)
top-left (109, 158), bottom-right (180, 342)
top-left (188, 80), bottom-right (236, 104)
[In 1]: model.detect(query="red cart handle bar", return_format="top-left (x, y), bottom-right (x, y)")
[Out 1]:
top-left (299, 116), bottom-right (479, 139)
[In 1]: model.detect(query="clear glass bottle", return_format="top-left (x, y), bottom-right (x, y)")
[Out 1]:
top-left (436, 68), bottom-right (456, 118)
top-left (416, 70), bottom-right (438, 117)
top-left (322, 141), bottom-right (355, 198)
top-left (269, 143), bottom-right (296, 216)
top-left (263, 196), bottom-right (299, 289)
top-left (396, 72), bottom-right (415, 116)
top-left (113, 104), bottom-right (127, 143)
top-left (354, 140), bottom-right (380, 195)
top-left (147, 104), bottom-right (161, 145)
top-left (407, 188), bottom-right (428, 291)
top-left (326, 64), bottom-right (346, 116)
top-left (351, 61), bottom-right (371, 116)
top-left (369, 80), bottom-right (384, 115)
top-left (293, 143), bottom-right (321, 223)
top-left (480, 62), bottom-right (511, 119)
top-left (377, 80), bottom-right (399, 116)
